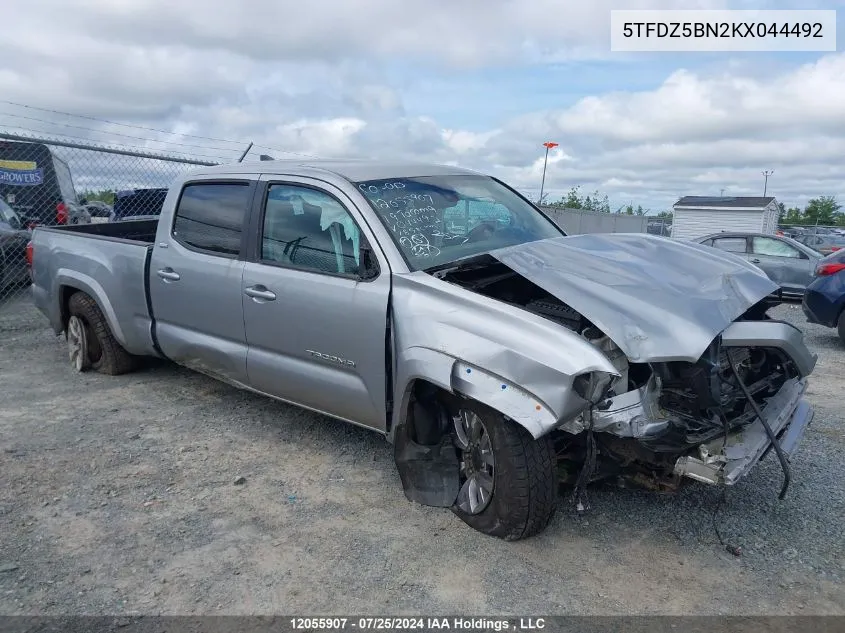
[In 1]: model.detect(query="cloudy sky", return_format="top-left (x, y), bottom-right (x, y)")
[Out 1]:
top-left (1, 0), bottom-right (844, 213)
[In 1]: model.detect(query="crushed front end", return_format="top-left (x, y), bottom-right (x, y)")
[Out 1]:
top-left (557, 319), bottom-right (817, 496)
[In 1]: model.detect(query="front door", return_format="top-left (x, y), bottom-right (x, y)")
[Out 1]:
top-left (242, 178), bottom-right (391, 431)
top-left (149, 178), bottom-right (257, 386)
top-left (749, 236), bottom-right (814, 295)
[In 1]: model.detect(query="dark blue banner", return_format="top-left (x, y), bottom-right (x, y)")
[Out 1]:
top-left (0, 167), bottom-right (44, 186)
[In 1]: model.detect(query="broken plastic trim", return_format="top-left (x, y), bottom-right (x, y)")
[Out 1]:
top-left (672, 377), bottom-right (810, 489)
top-left (726, 348), bottom-right (791, 499)
top-left (393, 422), bottom-right (460, 507)
top-left (572, 371), bottom-right (614, 405)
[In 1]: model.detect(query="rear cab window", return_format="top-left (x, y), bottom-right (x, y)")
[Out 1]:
top-left (171, 182), bottom-right (253, 256)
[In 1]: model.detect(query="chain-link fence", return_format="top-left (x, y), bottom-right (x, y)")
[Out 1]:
top-left (0, 131), bottom-right (217, 331)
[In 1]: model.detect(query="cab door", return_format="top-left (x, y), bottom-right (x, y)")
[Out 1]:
top-left (149, 177), bottom-right (257, 386)
top-left (241, 177), bottom-right (391, 431)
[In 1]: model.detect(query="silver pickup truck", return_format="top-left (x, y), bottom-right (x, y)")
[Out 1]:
top-left (30, 160), bottom-right (817, 540)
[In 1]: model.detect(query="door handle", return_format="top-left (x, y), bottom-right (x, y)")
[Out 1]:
top-left (157, 268), bottom-right (180, 281)
top-left (750, 258), bottom-right (761, 263)
top-left (244, 285), bottom-right (276, 301)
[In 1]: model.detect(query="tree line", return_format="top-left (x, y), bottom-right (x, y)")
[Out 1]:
top-left (78, 189), bottom-right (116, 204)
top-left (778, 196), bottom-right (844, 227)
top-left (543, 187), bottom-right (843, 226)
top-left (543, 186), bottom-right (651, 215)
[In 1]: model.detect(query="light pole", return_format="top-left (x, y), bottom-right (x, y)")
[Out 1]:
top-left (762, 170), bottom-right (773, 196)
top-left (539, 141), bottom-right (558, 204)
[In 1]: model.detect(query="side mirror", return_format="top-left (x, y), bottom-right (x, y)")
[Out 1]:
top-left (359, 243), bottom-right (380, 280)
top-left (8, 216), bottom-right (21, 230)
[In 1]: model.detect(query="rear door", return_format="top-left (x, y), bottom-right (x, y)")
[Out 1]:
top-left (149, 177), bottom-right (257, 386)
top-left (709, 235), bottom-right (750, 261)
top-left (241, 176), bottom-right (391, 431)
top-left (749, 236), bottom-right (814, 294)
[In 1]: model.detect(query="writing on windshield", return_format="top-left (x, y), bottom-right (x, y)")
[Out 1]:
top-left (356, 180), bottom-right (463, 259)
top-left (355, 175), bottom-right (561, 270)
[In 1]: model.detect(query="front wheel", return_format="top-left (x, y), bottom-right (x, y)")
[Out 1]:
top-left (838, 310), bottom-right (845, 344)
top-left (449, 399), bottom-right (557, 540)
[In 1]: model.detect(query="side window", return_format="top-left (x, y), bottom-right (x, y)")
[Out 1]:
top-left (172, 182), bottom-right (252, 256)
top-left (752, 237), bottom-right (800, 258)
top-left (261, 184), bottom-right (363, 276)
top-left (711, 237), bottom-right (747, 253)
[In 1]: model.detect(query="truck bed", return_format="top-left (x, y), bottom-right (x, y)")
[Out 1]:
top-left (53, 218), bottom-right (159, 244)
top-left (30, 219), bottom-right (160, 357)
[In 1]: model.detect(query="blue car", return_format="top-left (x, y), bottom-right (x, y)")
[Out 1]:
top-left (802, 248), bottom-right (845, 343)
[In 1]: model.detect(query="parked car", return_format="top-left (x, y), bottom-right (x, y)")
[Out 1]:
top-left (647, 219), bottom-right (671, 236)
top-left (110, 187), bottom-right (167, 222)
top-left (780, 226), bottom-right (808, 240)
top-left (695, 232), bottom-right (821, 298)
top-left (802, 249), bottom-right (845, 343)
top-left (0, 197), bottom-right (32, 291)
top-left (77, 199), bottom-right (114, 224)
top-left (29, 160), bottom-right (816, 540)
top-left (0, 140), bottom-right (80, 226)
top-left (795, 233), bottom-right (845, 256)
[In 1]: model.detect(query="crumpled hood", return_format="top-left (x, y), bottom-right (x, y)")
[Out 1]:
top-left (489, 234), bottom-right (778, 363)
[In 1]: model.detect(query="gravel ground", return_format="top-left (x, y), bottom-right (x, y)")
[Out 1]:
top-left (0, 298), bottom-right (843, 615)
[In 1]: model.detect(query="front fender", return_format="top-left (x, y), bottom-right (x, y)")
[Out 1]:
top-left (388, 272), bottom-right (623, 443)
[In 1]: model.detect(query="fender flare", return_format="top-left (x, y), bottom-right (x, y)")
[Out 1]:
top-left (389, 347), bottom-right (559, 443)
top-left (54, 270), bottom-right (129, 349)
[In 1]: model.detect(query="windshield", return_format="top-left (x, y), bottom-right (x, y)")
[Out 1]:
top-left (354, 174), bottom-right (563, 270)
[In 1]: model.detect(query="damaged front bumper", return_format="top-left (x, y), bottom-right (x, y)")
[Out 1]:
top-left (673, 377), bottom-right (813, 486)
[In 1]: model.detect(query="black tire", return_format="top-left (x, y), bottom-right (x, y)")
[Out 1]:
top-left (838, 310), bottom-right (845, 345)
top-left (449, 398), bottom-right (557, 540)
top-left (67, 291), bottom-right (137, 375)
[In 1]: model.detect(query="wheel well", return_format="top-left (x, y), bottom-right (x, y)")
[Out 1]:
top-left (404, 379), bottom-right (454, 446)
top-left (59, 286), bottom-right (87, 330)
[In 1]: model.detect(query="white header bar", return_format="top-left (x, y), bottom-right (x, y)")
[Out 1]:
top-left (610, 10), bottom-right (836, 52)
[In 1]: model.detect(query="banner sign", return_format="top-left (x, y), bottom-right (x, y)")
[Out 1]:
top-left (0, 159), bottom-right (44, 186)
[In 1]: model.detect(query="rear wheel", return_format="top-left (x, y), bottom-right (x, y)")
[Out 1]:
top-left (67, 292), bottom-right (137, 375)
top-left (838, 310), bottom-right (845, 344)
top-left (449, 399), bottom-right (557, 540)
top-left (67, 315), bottom-right (90, 372)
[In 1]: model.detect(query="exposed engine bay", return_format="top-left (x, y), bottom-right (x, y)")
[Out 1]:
top-left (433, 255), bottom-right (808, 494)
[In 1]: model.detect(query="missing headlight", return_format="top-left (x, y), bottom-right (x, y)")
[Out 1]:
top-left (572, 371), bottom-right (615, 404)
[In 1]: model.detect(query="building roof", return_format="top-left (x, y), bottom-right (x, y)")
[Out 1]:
top-left (184, 159), bottom-right (483, 182)
top-left (673, 196), bottom-right (776, 209)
